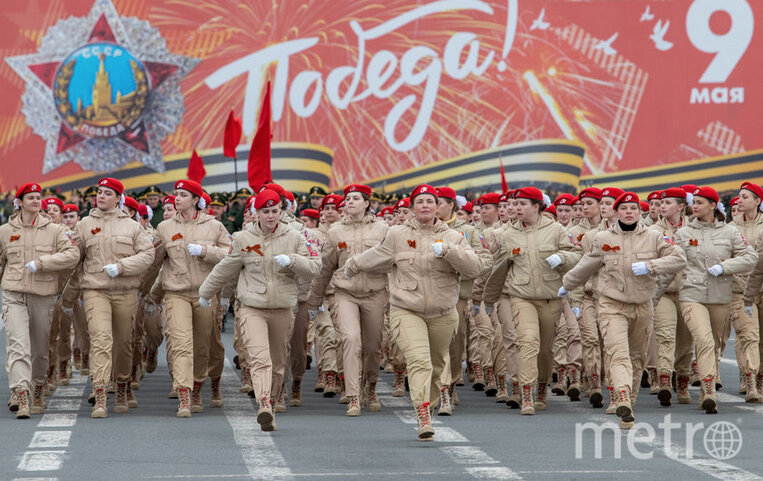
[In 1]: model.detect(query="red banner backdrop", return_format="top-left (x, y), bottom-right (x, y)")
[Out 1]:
top-left (0, 0), bottom-right (761, 193)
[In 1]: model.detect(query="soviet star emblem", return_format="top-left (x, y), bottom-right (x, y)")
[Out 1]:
top-left (5, 0), bottom-right (198, 174)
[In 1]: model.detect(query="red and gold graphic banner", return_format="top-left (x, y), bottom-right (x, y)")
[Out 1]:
top-left (1, 0), bottom-right (761, 194)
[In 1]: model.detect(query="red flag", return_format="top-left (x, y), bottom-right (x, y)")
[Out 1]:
top-left (248, 81), bottom-right (272, 190)
top-left (187, 149), bottom-right (206, 183)
top-left (499, 158), bottom-right (508, 193)
top-left (223, 109), bottom-right (242, 158)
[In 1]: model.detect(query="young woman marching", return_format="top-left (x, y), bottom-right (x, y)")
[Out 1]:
top-left (345, 184), bottom-right (483, 440)
top-left (561, 192), bottom-right (685, 428)
top-left (673, 187), bottom-right (757, 413)
top-left (153, 180), bottom-right (232, 417)
top-left (483, 187), bottom-right (582, 415)
top-left (306, 184), bottom-right (388, 416)
top-left (1, 183), bottom-right (80, 418)
top-left (199, 189), bottom-right (320, 431)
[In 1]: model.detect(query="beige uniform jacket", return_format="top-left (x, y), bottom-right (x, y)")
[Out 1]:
top-left (566, 217), bottom-right (598, 307)
top-left (484, 216), bottom-right (583, 304)
top-left (199, 221), bottom-right (320, 309)
top-left (446, 216), bottom-right (493, 299)
top-left (730, 213), bottom-right (763, 294)
top-left (74, 207), bottom-right (155, 291)
top-left (469, 220), bottom-right (505, 303)
top-left (563, 222), bottom-right (686, 305)
top-left (649, 216), bottom-right (688, 296)
top-left (345, 217), bottom-right (483, 318)
top-left (673, 218), bottom-right (757, 304)
top-left (154, 212), bottom-right (232, 297)
top-left (0, 213), bottom-right (80, 296)
top-left (306, 214), bottom-right (389, 308)
top-left (743, 229), bottom-right (763, 305)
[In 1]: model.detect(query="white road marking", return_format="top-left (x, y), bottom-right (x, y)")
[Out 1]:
top-left (649, 437), bottom-right (763, 481)
top-left (12, 478), bottom-right (58, 481)
top-left (428, 427), bottom-right (469, 443)
top-left (17, 451), bottom-right (66, 471)
top-left (221, 358), bottom-right (293, 481)
top-left (67, 375), bottom-right (87, 385)
top-left (376, 395), bottom-right (411, 408)
top-left (37, 414), bottom-right (77, 428)
top-left (465, 466), bottom-right (522, 480)
top-left (45, 399), bottom-right (81, 411)
top-left (440, 446), bottom-right (499, 465)
top-left (28, 432), bottom-right (72, 449)
top-left (52, 385), bottom-right (86, 397)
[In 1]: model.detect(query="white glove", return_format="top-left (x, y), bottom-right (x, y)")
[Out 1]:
top-left (221, 297), bottom-right (230, 311)
top-left (25, 261), bottom-right (37, 273)
top-left (274, 254), bottom-right (292, 267)
top-left (187, 244), bottom-right (203, 256)
top-left (744, 306), bottom-right (754, 318)
top-left (545, 254), bottom-right (562, 269)
top-left (571, 307), bottom-right (581, 318)
top-left (199, 297), bottom-right (211, 308)
top-left (308, 309), bottom-right (319, 320)
top-left (708, 264), bottom-right (724, 277)
top-left (471, 304), bottom-right (480, 315)
top-left (631, 262), bottom-right (649, 276)
top-left (431, 241), bottom-right (446, 257)
top-left (558, 286), bottom-right (569, 298)
top-left (103, 264), bottom-right (119, 278)
top-left (484, 304), bottom-right (494, 316)
top-left (62, 306), bottom-right (74, 316)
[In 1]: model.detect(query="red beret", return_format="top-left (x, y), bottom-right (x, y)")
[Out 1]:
top-left (245, 196), bottom-right (256, 211)
top-left (301, 208), bottom-right (319, 220)
top-left (693, 186), bottom-right (719, 204)
top-left (43, 197), bottom-right (64, 211)
top-left (660, 187), bottom-right (687, 200)
top-left (554, 193), bottom-right (575, 206)
top-left (381, 207), bottom-right (395, 216)
top-left (264, 183), bottom-right (287, 198)
top-left (730, 197), bottom-right (739, 207)
top-left (395, 197), bottom-right (411, 211)
top-left (175, 179), bottom-right (204, 198)
top-left (63, 203), bottom-right (79, 214)
top-left (255, 189), bottom-right (281, 210)
top-left (284, 191), bottom-right (295, 202)
top-left (741, 182), bottom-right (763, 200)
top-left (338, 200), bottom-right (346, 209)
top-left (498, 193), bottom-right (508, 203)
top-left (545, 204), bottom-right (557, 217)
top-left (461, 201), bottom-right (473, 213)
top-left (613, 192), bottom-right (639, 209)
top-left (572, 196), bottom-right (581, 206)
top-left (506, 189), bottom-right (517, 199)
top-left (321, 194), bottom-right (343, 209)
top-left (123, 196), bottom-right (140, 212)
top-left (515, 186), bottom-right (544, 202)
top-left (98, 177), bottom-right (124, 195)
top-left (681, 184), bottom-right (699, 193)
top-left (436, 186), bottom-right (457, 200)
top-left (639, 201), bottom-right (650, 212)
top-left (162, 195), bottom-right (176, 206)
top-left (601, 187), bottom-right (625, 199)
top-left (138, 205), bottom-right (151, 218)
top-left (647, 191), bottom-right (662, 201)
top-left (410, 184), bottom-right (437, 201)
top-left (344, 184), bottom-right (372, 197)
top-left (16, 183), bottom-right (42, 199)
top-left (578, 188), bottom-right (602, 201)
top-left (477, 192), bottom-right (501, 206)
top-left (201, 192), bottom-right (211, 207)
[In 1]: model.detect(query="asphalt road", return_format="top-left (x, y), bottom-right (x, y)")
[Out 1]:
top-left (2, 317), bottom-right (763, 481)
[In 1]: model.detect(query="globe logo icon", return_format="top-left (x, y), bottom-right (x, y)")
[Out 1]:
top-left (703, 421), bottom-right (743, 460)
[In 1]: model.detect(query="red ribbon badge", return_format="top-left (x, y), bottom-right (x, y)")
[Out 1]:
top-left (577, 233), bottom-right (585, 242)
top-left (602, 244), bottom-right (620, 252)
top-left (91, 227), bottom-right (101, 235)
top-left (9, 234), bottom-right (20, 242)
top-left (337, 241), bottom-right (347, 250)
top-left (407, 239), bottom-right (417, 248)
top-left (512, 247), bottom-right (521, 255)
top-left (689, 239), bottom-right (698, 246)
top-left (241, 244), bottom-right (264, 256)
top-left (171, 233), bottom-right (184, 241)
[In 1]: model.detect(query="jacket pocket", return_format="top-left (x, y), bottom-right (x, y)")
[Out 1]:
top-left (636, 252), bottom-right (656, 260)
top-left (165, 240), bottom-right (188, 275)
top-left (713, 239), bottom-right (732, 262)
top-left (83, 237), bottom-right (103, 273)
top-left (33, 246), bottom-right (56, 282)
top-left (396, 279), bottom-right (418, 290)
top-left (3, 247), bottom-right (23, 281)
top-left (393, 252), bottom-right (416, 278)
top-left (114, 236), bottom-right (135, 257)
top-left (601, 255), bottom-right (625, 291)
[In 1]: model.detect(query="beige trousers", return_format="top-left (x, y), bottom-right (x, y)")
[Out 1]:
top-left (238, 306), bottom-right (293, 401)
top-left (447, 298), bottom-right (470, 385)
top-left (290, 302), bottom-right (310, 381)
top-left (71, 300), bottom-right (89, 354)
top-left (726, 293), bottom-right (760, 374)
top-left (207, 295), bottom-right (225, 380)
top-left (314, 307), bottom-right (338, 374)
top-left (598, 296), bottom-right (651, 393)
top-left (680, 302), bottom-right (731, 381)
top-left (470, 303), bottom-right (494, 369)
top-left (163, 293), bottom-right (214, 389)
top-left (2, 291), bottom-right (55, 391)
top-left (497, 296), bottom-right (519, 383)
top-left (579, 295), bottom-right (602, 381)
top-left (391, 306), bottom-right (458, 407)
top-left (512, 297), bottom-right (562, 386)
top-left (333, 289), bottom-right (386, 396)
top-left (82, 289), bottom-right (138, 387)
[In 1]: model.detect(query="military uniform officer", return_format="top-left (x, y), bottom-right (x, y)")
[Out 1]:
top-left (143, 185), bottom-right (164, 229)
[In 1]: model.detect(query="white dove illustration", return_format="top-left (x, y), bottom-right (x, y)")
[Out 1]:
top-left (650, 20), bottom-right (673, 51)
top-left (593, 32), bottom-right (618, 55)
top-left (640, 5), bottom-right (654, 22)
top-left (531, 8), bottom-right (550, 31)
